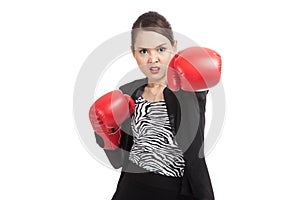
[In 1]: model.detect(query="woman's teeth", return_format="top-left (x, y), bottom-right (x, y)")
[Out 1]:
top-left (150, 67), bottom-right (159, 71)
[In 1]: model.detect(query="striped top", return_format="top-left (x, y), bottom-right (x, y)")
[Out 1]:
top-left (129, 96), bottom-right (185, 177)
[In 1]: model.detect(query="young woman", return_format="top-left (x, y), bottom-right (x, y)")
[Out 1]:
top-left (89, 11), bottom-right (221, 200)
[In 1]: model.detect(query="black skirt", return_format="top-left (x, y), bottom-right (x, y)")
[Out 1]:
top-left (111, 171), bottom-right (197, 200)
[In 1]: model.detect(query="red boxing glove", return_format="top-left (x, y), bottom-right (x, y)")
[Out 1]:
top-left (167, 47), bottom-right (222, 91)
top-left (89, 90), bottom-right (135, 150)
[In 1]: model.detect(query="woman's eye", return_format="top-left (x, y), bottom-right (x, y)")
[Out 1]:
top-left (139, 49), bottom-right (148, 54)
top-left (158, 47), bottom-right (166, 52)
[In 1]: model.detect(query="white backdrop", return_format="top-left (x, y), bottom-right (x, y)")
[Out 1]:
top-left (1, 0), bottom-right (299, 199)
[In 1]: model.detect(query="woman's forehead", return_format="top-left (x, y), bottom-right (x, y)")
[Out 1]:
top-left (134, 31), bottom-right (172, 49)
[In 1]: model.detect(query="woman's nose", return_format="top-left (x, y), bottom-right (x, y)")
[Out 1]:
top-left (148, 52), bottom-right (159, 63)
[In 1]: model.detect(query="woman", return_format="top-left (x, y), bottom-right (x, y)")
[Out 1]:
top-left (90, 11), bottom-right (220, 200)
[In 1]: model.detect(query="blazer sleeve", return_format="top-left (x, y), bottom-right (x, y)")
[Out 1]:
top-left (195, 90), bottom-right (208, 113)
top-left (94, 128), bottom-right (133, 169)
top-left (93, 132), bottom-right (122, 169)
top-left (93, 85), bottom-right (138, 169)
top-left (94, 78), bottom-right (146, 169)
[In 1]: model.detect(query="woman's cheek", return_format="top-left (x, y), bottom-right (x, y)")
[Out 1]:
top-left (162, 54), bottom-right (172, 65)
top-left (139, 59), bottom-right (149, 67)
top-left (138, 66), bottom-right (149, 76)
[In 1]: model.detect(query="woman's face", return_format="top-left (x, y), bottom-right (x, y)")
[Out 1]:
top-left (132, 30), bottom-right (177, 84)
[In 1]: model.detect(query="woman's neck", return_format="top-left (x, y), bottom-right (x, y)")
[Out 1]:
top-left (147, 82), bottom-right (166, 88)
top-left (142, 80), bottom-right (166, 102)
top-left (147, 77), bottom-right (167, 88)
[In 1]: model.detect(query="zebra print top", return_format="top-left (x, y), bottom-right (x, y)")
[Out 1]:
top-left (128, 96), bottom-right (185, 177)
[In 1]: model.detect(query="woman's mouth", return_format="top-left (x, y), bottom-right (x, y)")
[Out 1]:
top-left (150, 66), bottom-right (160, 74)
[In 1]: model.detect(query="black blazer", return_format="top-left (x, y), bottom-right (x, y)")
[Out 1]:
top-left (95, 78), bottom-right (214, 199)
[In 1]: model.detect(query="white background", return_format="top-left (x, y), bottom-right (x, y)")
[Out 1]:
top-left (1, 0), bottom-right (299, 199)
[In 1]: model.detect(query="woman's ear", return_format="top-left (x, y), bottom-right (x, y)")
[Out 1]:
top-left (173, 40), bottom-right (178, 53)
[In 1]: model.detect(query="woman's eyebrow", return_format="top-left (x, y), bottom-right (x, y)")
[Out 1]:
top-left (155, 43), bottom-right (167, 48)
top-left (136, 43), bottom-right (167, 49)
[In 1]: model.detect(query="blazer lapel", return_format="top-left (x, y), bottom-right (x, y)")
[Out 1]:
top-left (163, 87), bottom-right (181, 136)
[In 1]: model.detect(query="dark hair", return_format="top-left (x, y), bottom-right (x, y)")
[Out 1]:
top-left (131, 11), bottom-right (175, 50)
